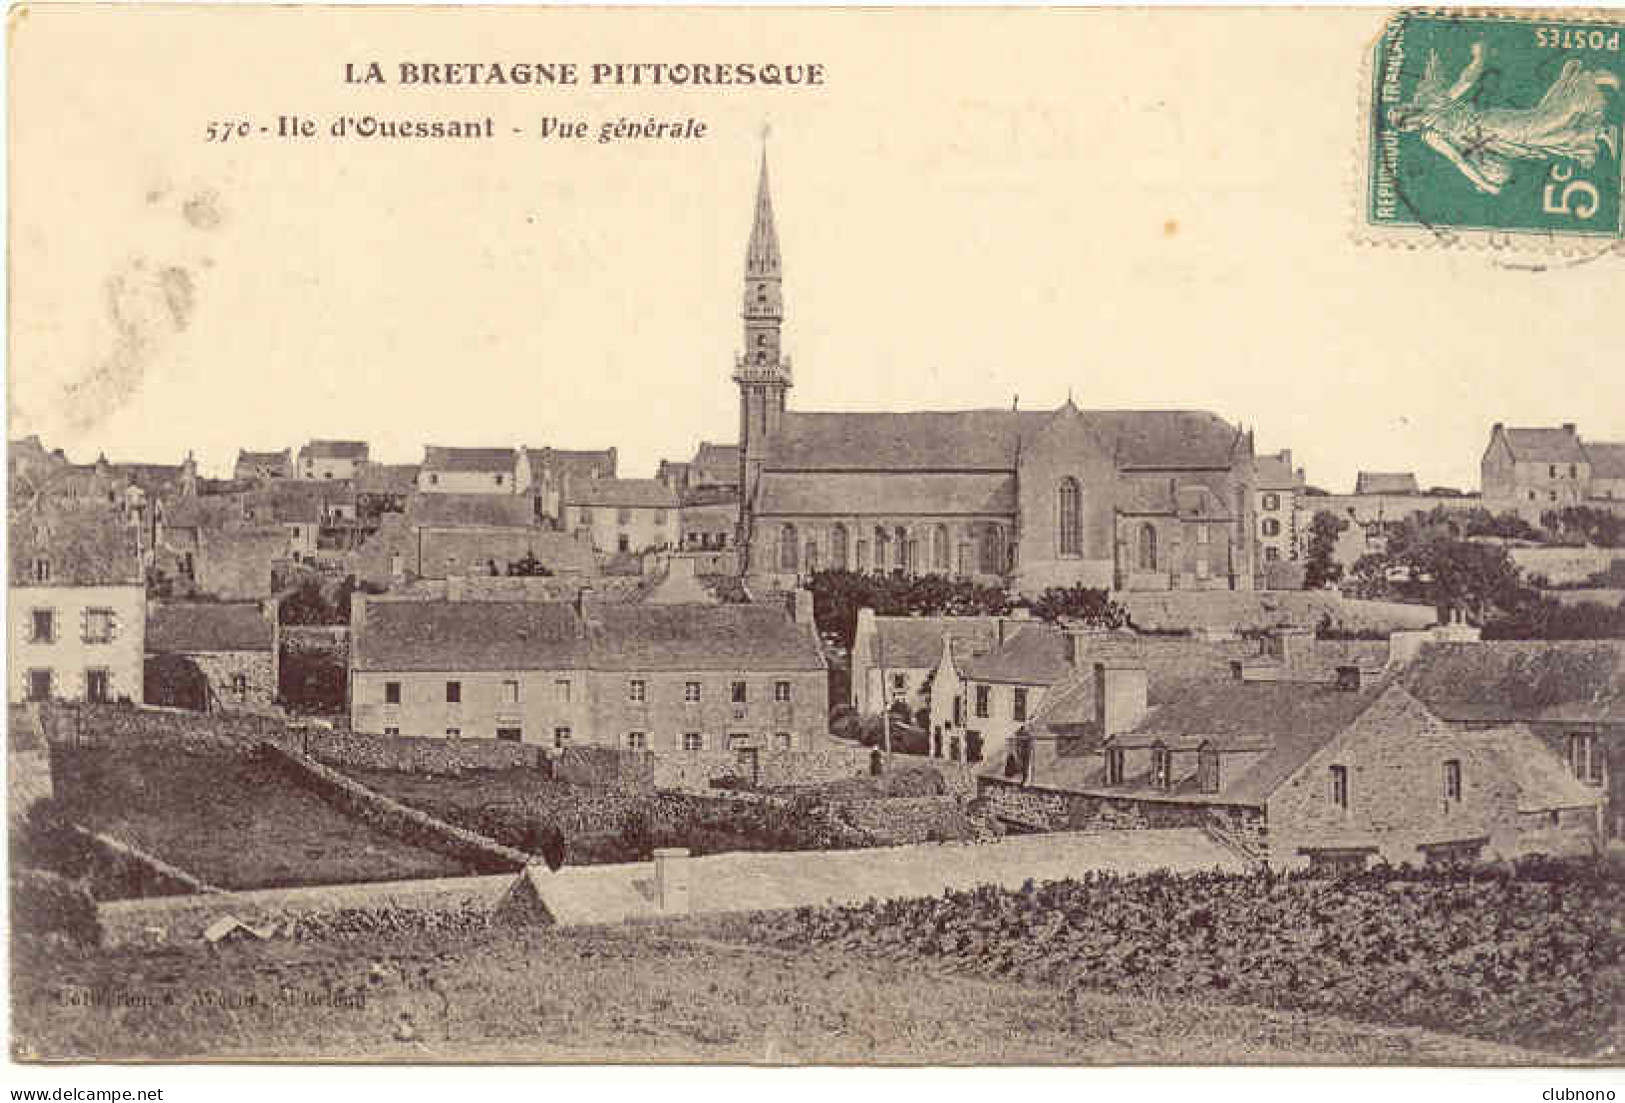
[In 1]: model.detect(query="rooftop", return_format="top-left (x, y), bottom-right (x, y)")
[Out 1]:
top-left (1355, 471), bottom-right (1420, 495)
top-left (1401, 640), bottom-right (1625, 724)
top-left (8, 506), bottom-right (143, 587)
top-left (1500, 426), bottom-right (1587, 464)
top-left (563, 478), bottom-right (678, 510)
top-left (299, 440), bottom-right (370, 460)
top-left (147, 602), bottom-right (274, 652)
top-left (422, 445), bottom-right (518, 473)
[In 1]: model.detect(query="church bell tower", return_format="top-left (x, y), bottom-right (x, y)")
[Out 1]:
top-left (735, 136), bottom-right (792, 561)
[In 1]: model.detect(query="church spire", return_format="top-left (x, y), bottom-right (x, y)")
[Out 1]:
top-left (745, 132), bottom-right (781, 278)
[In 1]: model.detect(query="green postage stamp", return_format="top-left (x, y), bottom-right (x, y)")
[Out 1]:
top-left (1365, 9), bottom-right (1624, 247)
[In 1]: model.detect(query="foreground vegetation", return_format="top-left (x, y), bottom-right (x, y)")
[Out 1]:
top-left (11, 914), bottom-right (1543, 1064)
top-left (745, 857), bottom-right (1625, 1058)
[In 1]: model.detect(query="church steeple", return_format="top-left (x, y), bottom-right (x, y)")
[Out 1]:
top-left (734, 130), bottom-right (792, 571)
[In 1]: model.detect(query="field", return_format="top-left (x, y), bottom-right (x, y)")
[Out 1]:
top-left (343, 766), bottom-right (888, 865)
top-left (45, 747), bottom-right (472, 891)
top-left (10, 914), bottom-right (1545, 1064)
top-left (739, 858), bottom-right (1625, 1059)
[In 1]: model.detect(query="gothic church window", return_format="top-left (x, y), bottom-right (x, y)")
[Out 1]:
top-left (932, 525), bottom-right (949, 571)
top-left (1058, 477), bottom-right (1082, 557)
top-left (779, 524), bottom-right (799, 571)
top-left (831, 524), bottom-right (849, 570)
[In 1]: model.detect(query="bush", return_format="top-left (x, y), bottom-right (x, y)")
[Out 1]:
top-left (11, 867), bottom-right (102, 947)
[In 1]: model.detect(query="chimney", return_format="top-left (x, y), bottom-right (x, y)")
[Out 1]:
top-left (1335, 665), bottom-right (1363, 692)
top-left (652, 847), bottom-right (691, 913)
top-left (1094, 660), bottom-right (1148, 737)
top-left (1563, 422), bottom-right (1577, 434)
top-left (789, 587), bottom-right (815, 627)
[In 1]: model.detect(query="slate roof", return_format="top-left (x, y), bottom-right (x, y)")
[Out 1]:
top-left (236, 449), bottom-right (291, 471)
top-left (765, 408), bottom-right (1241, 472)
top-left (1254, 453), bottom-right (1303, 491)
top-left (1401, 640), bottom-right (1625, 724)
top-left (1585, 442), bottom-right (1625, 480)
top-left (1477, 724), bottom-right (1604, 812)
top-left (147, 602), bottom-right (274, 652)
top-left (961, 623), bottom-right (1074, 685)
top-left (409, 493), bottom-right (536, 529)
top-left (299, 440), bottom-right (370, 461)
top-left (354, 601), bottom-right (824, 673)
top-left (563, 478), bottom-right (677, 509)
top-left (354, 601), bottom-right (588, 671)
top-left (1502, 427), bottom-right (1587, 463)
top-left (526, 447), bottom-right (618, 483)
top-left (244, 483), bottom-right (335, 524)
top-left (355, 464), bottom-right (421, 494)
top-left (1355, 472), bottom-right (1419, 495)
top-left (756, 472), bottom-right (1016, 517)
top-left (422, 446), bottom-right (518, 473)
top-left (162, 493), bottom-right (248, 530)
top-left (692, 442), bottom-right (740, 483)
top-left (9, 506), bottom-right (143, 587)
top-left (588, 604), bottom-right (824, 671)
top-left (869, 616), bottom-right (1005, 670)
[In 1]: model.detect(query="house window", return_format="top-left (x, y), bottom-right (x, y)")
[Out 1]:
top-left (617, 534), bottom-right (631, 553)
top-left (556, 679), bottom-right (572, 703)
top-left (626, 731), bottom-right (647, 750)
top-left (30, 609), bottom-right (55, 644)
top-left (1265, 546), bottom-right (1281, 562)
top-left (775, 732), bottom-right (793, 751)
top-left (384, 726), bottom-right (400, 737)
top-left (1152, 747), bottom-right (1171, 790)
top-left (1570, 464), bottom-right (1578, 478)
top-left (1106, 747), bottom-right (1125, 786)
top-left (617, 508), bottom-right (632, 525)
top-left (501, 679), bottom-right (520, 705)
top-left (1058, 477), bottom-right (1082, 556)
top-left (1013, 687), bottom-right (1028, 722)
top-left (1197, 524), bottom-right (1211, 545)
top-left (1330, 764), bottom-right (1349, 811)
top-left (654, 509), bottom-right (667, 525)
top-left (385, 681), bottom-right (401, 704)
top-left (1137, 524), bottom-right (1157, 571)
top-left (429, 473), bottom-right (439, 485)
top-left (732, 680), bottom-right (747, 704)
top-left (774, 680), bottom-right (791, 703)
top-left (27, 669), bottom-right (52, 702)
top-left (496, 727), bottom-right (522, 743)
top-left (231, 673), bottom-right (248, 699)
top-left (32, 558), bottom-right (50, 582)
top-left (684, 681), bottom-right (702, 703)
top-left (1261, 518), bottom-right (1281, 537)
top-left (1443, 759), bottom-right (1462, 804)
top-left (1262, 492), bottom-right (1280, 511)
top-left (553, 726), bottom-right (572, 748)
top-left (1569, 733), bottom-right (1603, 785)
top-left (729, 734), bottom-right (753, 750)
top-left (446, 681), bottom-right (462, 704)
top-left (82, 608), bottom-right (115, 644)
top-left (891, 672), bottom-right (907, 693)
top-left (495, 474), bottom-right (504, 487)
top-left (446, 727), bottom-right (462, 738)
top-left (85, 668), bottom-right (111, 704)
top-left (779, 524), bottom-right (799, 571)
top-left (974, 685), bottom-right (990, 719)
top-left (1550, 464), bottom-right (1558, 478)
top-left (682, 732), bottom-right (704, 752)
top-left (629, 679), bottom-right (646, 703)
top-left (579, 508), bottom-right (593, 524)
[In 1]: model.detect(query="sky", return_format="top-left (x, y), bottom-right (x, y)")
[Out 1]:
top-left (8, 6), bottom-right (1623, 494)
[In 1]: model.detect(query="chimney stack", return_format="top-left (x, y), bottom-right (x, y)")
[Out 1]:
top-left (1563, 422), bottom-right (1577, 434)
top-left (1094, 660), bottom-right (1148, 737)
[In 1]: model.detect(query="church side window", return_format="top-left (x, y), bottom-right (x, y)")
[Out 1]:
top-left (831, 524), bottom-right (849, 570)
top-left (1058, 477), bottom-right (1082, 557)
top-left (1138, 523), bottom-right (1158, 571)
top-left (779, 524), bottom-right (799, 571)
top-left (895, 527), bottom-right (909, 572)
top-left (932, 525), bottom-right (949, 572)
top-left (874, 527), bottom-right (890, 571)
top-left (979, 526), bottom-right (1005, 575)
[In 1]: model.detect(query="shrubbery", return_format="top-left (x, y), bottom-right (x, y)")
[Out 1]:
top-left (10, 867), bottom-right (102, 947)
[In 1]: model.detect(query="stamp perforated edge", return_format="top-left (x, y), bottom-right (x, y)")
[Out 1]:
top-left (1350, 6), bottom-right (1625, 261)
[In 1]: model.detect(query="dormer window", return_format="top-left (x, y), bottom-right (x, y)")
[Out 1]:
top-left (1106, 747), bottom-right (1125, 786)
top-left (31, 558), bottom-right (50, 583)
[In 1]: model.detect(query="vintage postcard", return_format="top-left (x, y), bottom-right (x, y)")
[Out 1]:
top-left (5, 3), bottom-right (1623, 1092)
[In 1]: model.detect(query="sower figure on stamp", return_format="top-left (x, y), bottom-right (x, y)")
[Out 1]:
top-left (1389, 41), bottom-right (1620, 195)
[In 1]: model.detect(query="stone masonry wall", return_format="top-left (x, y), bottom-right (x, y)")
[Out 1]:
top-left (185, 649), bottom-right (277, 712)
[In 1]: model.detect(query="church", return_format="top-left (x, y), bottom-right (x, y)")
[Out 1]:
top-left (732, 149), bottom-right (1259, 596)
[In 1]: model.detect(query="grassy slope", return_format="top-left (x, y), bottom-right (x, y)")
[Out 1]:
top-left (56, 749), bottom-right (471, 890)
top-left (13, 922), bottom-right (1545, 1065)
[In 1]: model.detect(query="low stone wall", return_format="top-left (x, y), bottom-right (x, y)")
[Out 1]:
top-left (651, 746), bottom-right (872, 793)
top-left (1510, 546), bottom-right (1625, 587)
top-left (8, 750), bottom-right (52, 827)
top-left (830, 795), bottom-right (972, 845)
top-left (300, 728), bottom-right (548, 775)
top-left (556, 746), bottom-right (653, 790)
top-left (256, 742), bottom-right (532, 874)
top-left (894, 755), bottom-right (977, 798)
top-left (72, 826), bottom-right (223, 897)
top-left (49, 700), bottom-right (290, 751)
top-left (978, 777), bottom-right (1267, 861)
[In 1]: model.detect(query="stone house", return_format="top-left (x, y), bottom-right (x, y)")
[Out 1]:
top-left (145, 601), bottom-right (278, 711)
top-left (418, 446), bottom-right (519, 494)
top-left (296, 439), bottom-right (369, 481)
top-left (1482, 423), bottom-right (1591, 520)
top-left (234, 448), bottom-right (293, 482)
top-left (946, 620), bottom-right (1077, 766)
top-left (677, 486), bottom-right (740, 553)
top-left (9, 507), bottom-right (146, 705)
top-left (1585, 443), bottom-right (1625, 504)
top-left (847, 608), bottom-right (1006, 718)
top-left (353, 495), bottom-right (597, 587)
top-left (1354, 471), bottom-right (1420, 496)
top-left (517, 446), bottom-right (618, 522)
top-left (562, 477), bottom-right (680, 554)
top-left (983, 655), bottom-right (1601, 871)
top-left (1401, 640), bottom-right (1624, 839)
top-left (1254, 449), bottom-right (1305, 574)
top-left (349, 593), bottom-right (826, 751)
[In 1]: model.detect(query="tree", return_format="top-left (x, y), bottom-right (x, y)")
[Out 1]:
top-left (1303, 511), bottom-right (1348, 589)
top-left (1028, 585), bottom-right (1128, 628)
top-left (808, 570), bottom-right (1012, 649)
top-left (507, 550), bottom-right (554, 577)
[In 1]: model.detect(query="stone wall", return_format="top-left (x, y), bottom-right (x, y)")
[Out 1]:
top-left (8, 749), bottom-right (52, 827)
top-left (829, 795), bottom-right (972, 845)
top-left (1509, 546), bottom-right (1625, 587)
top-left (256, 742), bottom-right (531, 873)
top-left (184, 649), bottom-right (277, 712)
top-left (897, 754), bottom-right (978, 798)
top-left (978, 777), bottom-right (1268, 860)
top-left (650, 745), bottom-right (872, 793)
top-left (301, 728), bottom-right (548, 775)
